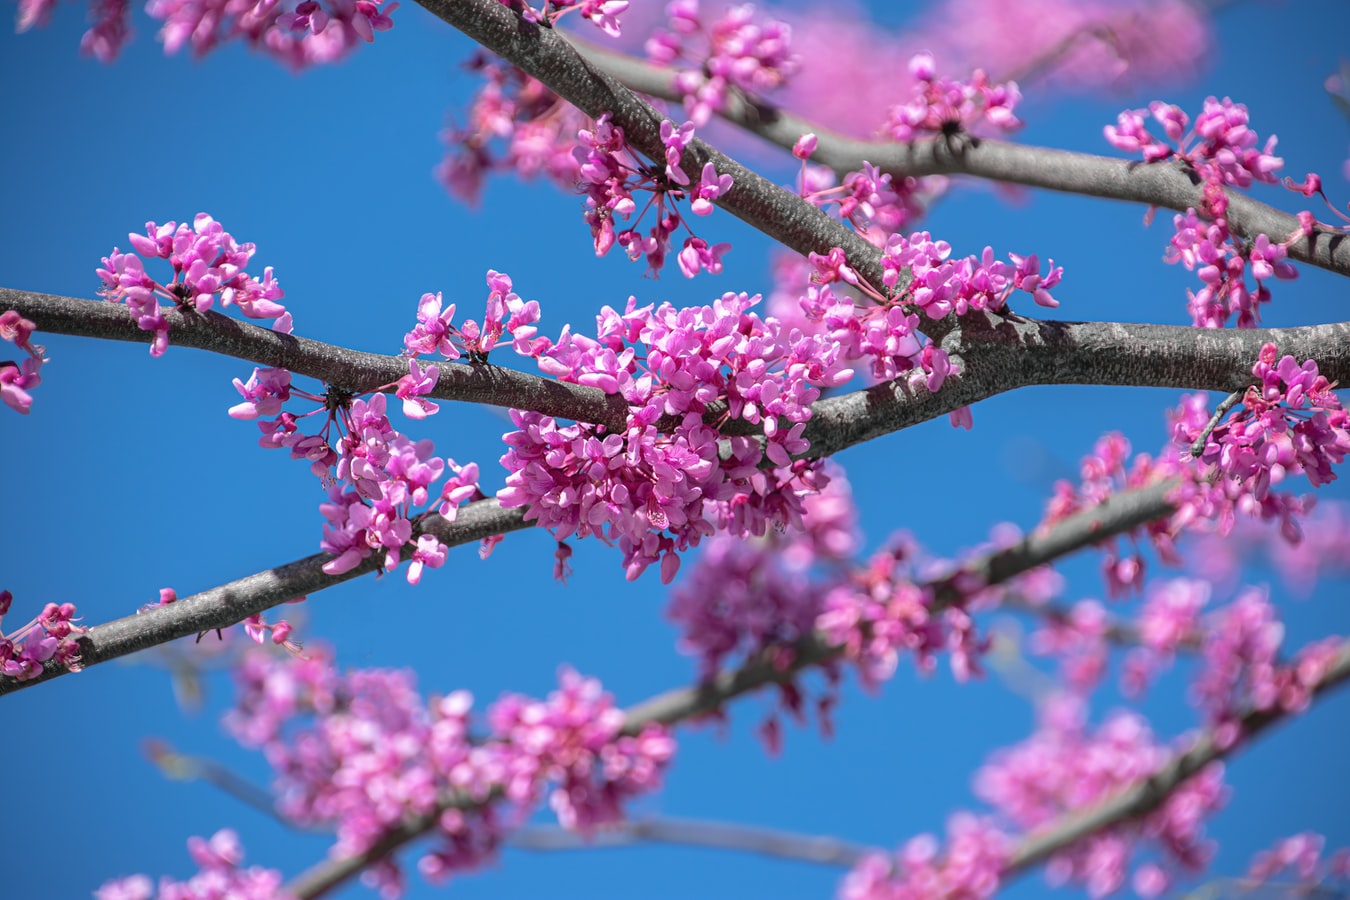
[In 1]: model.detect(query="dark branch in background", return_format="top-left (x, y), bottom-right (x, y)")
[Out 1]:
top-left (8, 290), bottom-right (1348, 468)
top-left (574, 41), bottom-right (1350, 278)
top-left (0, 288), bottom-right (632, 434)
top-left (0, 498), bottom-right (530, 696)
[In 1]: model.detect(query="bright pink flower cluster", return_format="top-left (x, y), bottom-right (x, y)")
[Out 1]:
top-left (574, 114), bottom-right (734, 277)
top-left (1044, 345), bottom-right (1348, 596)
top-left (839, 814), bottom-right (1008, 900)
top-left (0, 310), bottom-right (45, 414)
top-left (1179, 344), bottom-right (1350, 497)
top-left (1104, 99), bottom-right (1316, 327)
top-left (796, 161), bottom-right (937, 243)
top-left (223, 651), bottom-right (673, 894)
top-left (96, 830), bottom-right (291, 900)
top-left (96, 214), bottom-right (289, 356)
top-left (0, 591), bottom-right (85, 681)
top-left (885, 52), bottom-right (1022, 143)
top-left (506, 0), bottom-right (629, 37)
top-left (1166, 209), bottom-right (1298, 327)
top-left (500, 291), bottom-right (849, 581)
top-left (975, 696), bottom-right (1227, 897)
top-left (646, 0), bottom-right (799, 126)
top-left (881, 230), bottom-right (1062, 314)
top-left (404, 271), bottom-right (544, 362)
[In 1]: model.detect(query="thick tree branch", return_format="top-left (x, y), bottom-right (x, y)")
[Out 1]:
top-left (0, 498), bottom-right (530, 696)
top-left (575, 41), bottom-right (1350, 279)
top-left (0, 287), bottom-right (632, 433)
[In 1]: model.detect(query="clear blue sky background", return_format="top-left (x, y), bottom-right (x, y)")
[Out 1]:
top-left (2, 1), bottom-right (1349, 898)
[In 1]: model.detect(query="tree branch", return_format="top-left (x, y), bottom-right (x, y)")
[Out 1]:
top-left (0, 498), bottom-right (530, 696)
top-left (573, 40), bottom-right (1350, 279)
top-left (0, 288), bottom-right (632, 433)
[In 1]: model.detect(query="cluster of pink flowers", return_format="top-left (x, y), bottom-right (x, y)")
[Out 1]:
top-left (96, 830), bottom-right (291, 900)
top-left (18, 0), bottom-right (394, 66)
top-left (794, 155), bottom-right (937, 241)
top-left (885, 52), bottom-right (1022, 143)
top-left (880, 230), bottom-right (1062, 313)
top-left (0, 591), bottom-right (86, 681)
top-left (572, 114), bottom-right (736, 276)
top-left (975, 696), bottom-right (1227, 897)
top-left (221, 651), bottom-right (673, 895)
top-left (404, 271), bottom-right (544, 363)
top-left (0, 310), bottom-right (44, 414)
top-left (499, 290), bottom-right (849, 581)
top-left (1043, 344), bottom-right (1348, 597)
top-left (645, 0), bottom-right (798, 126)
top-left (1104, 98), bottom-right (1316, 327)
top-left (506, 0), bottom-right (629, 37)
top-left (839, 814), bottom-right (1008, 900)
top-left (96, 215), bottom-right (289, 356)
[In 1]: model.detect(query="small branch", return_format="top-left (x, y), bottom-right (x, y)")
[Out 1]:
top-left (0, 288), bottom-right (632, 433)
top-left (574, 42), bottom-right (1350, 279)
top-left (1191, 389), bottom-right (1246, 457)
top-left (0, 498), bottom-right (530, 696)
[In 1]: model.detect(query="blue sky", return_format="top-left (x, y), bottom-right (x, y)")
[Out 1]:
top-left (2, 1), bottom-right (1349, 898)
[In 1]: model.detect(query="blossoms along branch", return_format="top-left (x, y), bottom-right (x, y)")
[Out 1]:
top-left (4, 0), bottom-right (1350, 898)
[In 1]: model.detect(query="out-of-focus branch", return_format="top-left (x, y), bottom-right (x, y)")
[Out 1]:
top-left (0, 498), bottom-right (530, 696)
top-left (1003, 637), bottom-right (1350, 875)
top-left (573, 41), bottom-right (1350, 279)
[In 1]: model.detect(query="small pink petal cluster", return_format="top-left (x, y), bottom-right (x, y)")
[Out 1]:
top-left (1248, 832), bottom-right (1350, 888)
top-left (646, 0), bottom-right (799, 126)
top-left (1105, 98), bottom-right (1284, 189)
top-left (0, 310), bottom-right (45, 414)
top-left (230, 372), bottom-right (483, 582)
top-left (223, 651), bottom-right (673, 894)
top-left (840, 814), bottom-right (1008, 900)
top-left (437, 60), bottom-right (590, 207)
top-left (97, 214), bottom-right (289, 356)
top-left (96, 830), bottom-right (291, 900)
top-left (18, 0), bottom-right (394, 66)
top-left (1190, 588), bottom-right (1344, 746)
top-left (882, 231), bottom-right (1063, 315)
top-left (500, 291), bottom-right (848, 581)
top-left (1179, 344), bottom-right (1350, 499)
top-left (885, 52), bottom-right (1022, 143)
top-left (1166, 209), bottom-right (1298, 327)
top-left (1027, 598), bottom-right (1112, 694)
top-left (508, 0), bottom-right (629, 37)
top-left (1104, 99), bottom-right (1317, 327)
top-left (403, 271), bottom-right (544, 362)
top-left (1043, 346), bottom-right (1348, 596)
top-left (798, 161), bottom-right (938, 241)
top-left (574, 115), bottom-right (733, 277)
top-left (974, 696), bottom-right (1227, 897)
top-left (0, 591), bottom-right (86, 681)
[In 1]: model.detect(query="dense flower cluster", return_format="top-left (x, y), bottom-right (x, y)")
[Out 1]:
top-left (499, 290), bottom-right (851, 581)
top-left (646, 0), bottom-right (798, 126)
top-left (96, 214), bottom-right (289, 356)
top-left (0, 310), bottom-right (44, 414)
top-left (0, 591), bottom-right (85, 681)
top-left (884, 52), bottom-right (1022, 143)
top-left (1043, 345), bottom-right (1349, 596)
top-left (574, 114), bottom-right (735, 276)
top-left (96, 830), bottom-right (291, 900)
top-left (1248, 832), bottom-right (1350, 888)
top-left (975, 696), bottom-right (1227, 897)
top-left (839, 814), bottom-right (1008, 900)
top-left (17, 0), bottom-right (396, 66)
top-left (221, 652), bottom-right (673, 895)
top-left (1104, 98), bottom-right (1313, 327)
